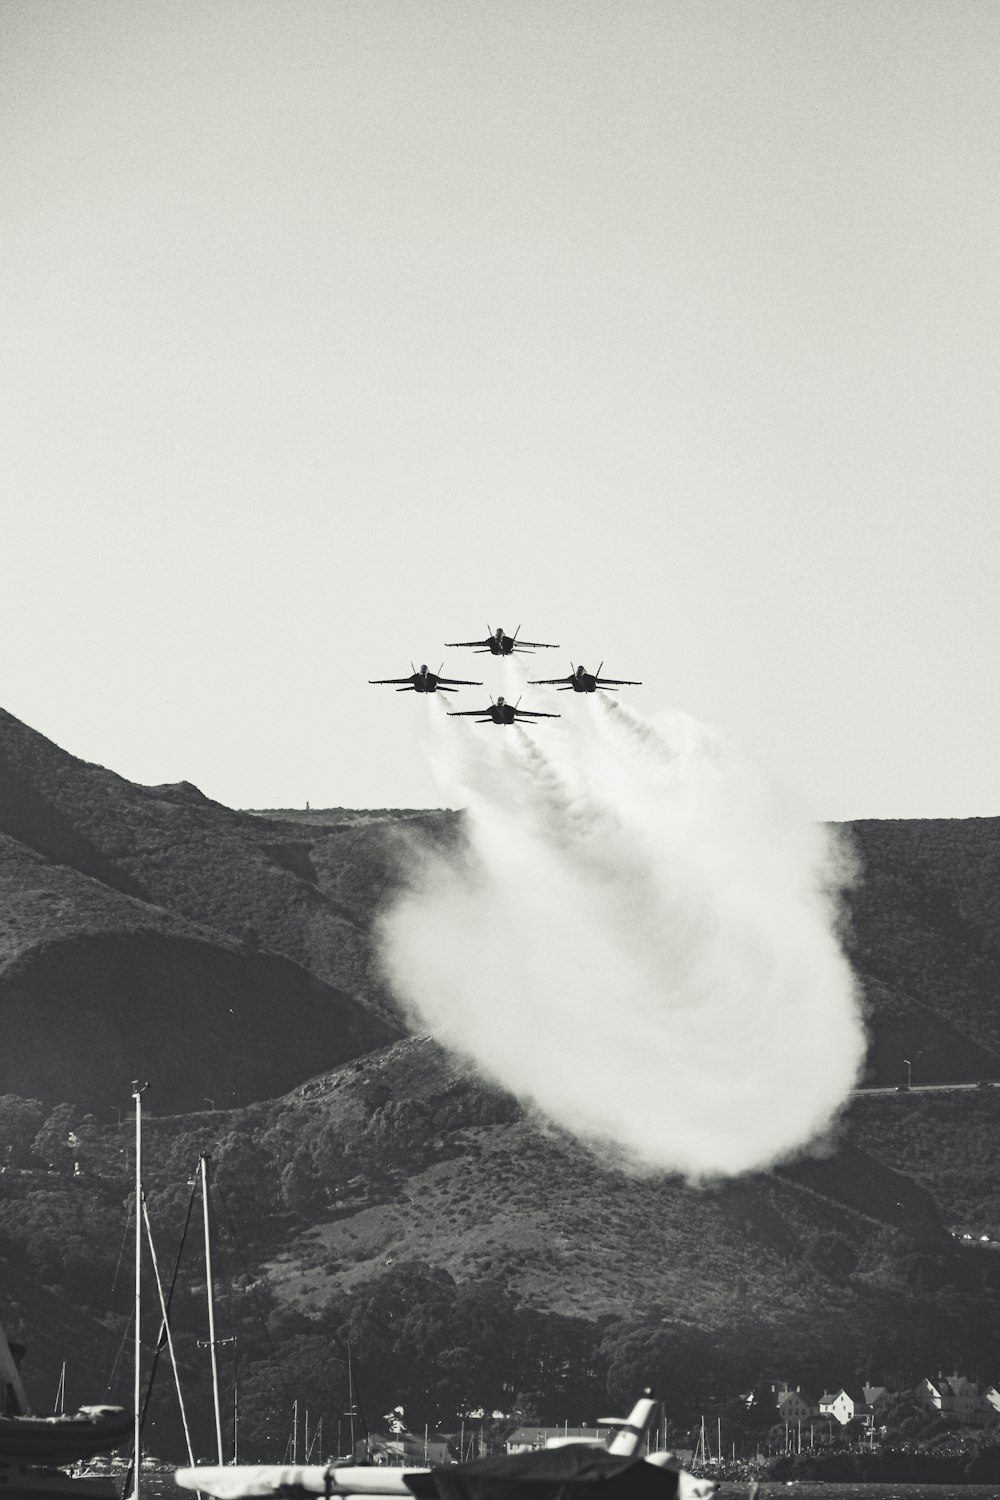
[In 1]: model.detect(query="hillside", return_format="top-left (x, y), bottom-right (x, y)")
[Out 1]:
top-left (2, 706), bottom-right (999, 1115)
top-left (0, 705), bottom-right (460, 1028)
top-left (3, 705), bottom-right (1000, 1447)
top-left (840, 818), bottom-right (1000, 1073)
top-left (6, 1036), bottom-right (998, 1452)
top-left (0, 709), bottom-right (408, 1112)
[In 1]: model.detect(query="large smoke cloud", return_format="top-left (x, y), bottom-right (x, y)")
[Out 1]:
top-left (378, 662), bottom-right (865, 1177)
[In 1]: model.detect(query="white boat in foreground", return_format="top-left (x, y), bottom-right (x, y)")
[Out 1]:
top-left (175, 1394), bottom-right (717, 1500)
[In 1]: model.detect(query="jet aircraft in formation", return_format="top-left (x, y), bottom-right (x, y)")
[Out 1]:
top-left (530, 662), bottom-right (642, 693)
top-left (446, 624), bottom-right (558, 656)
top-left (447, 695), bottom-right (560, 726)
top-left (370, 624), bottom-right (640, 726)
top-left (368, 663), bottom-right (482, 694)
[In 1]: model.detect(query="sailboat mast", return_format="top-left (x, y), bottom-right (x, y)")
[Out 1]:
top-left (132, 1081), bottom-right (147, 1500)
top-left (347, 1347), bottom-right (356, 1457)
top-left (200, 1154), bottom-right (226, 1466)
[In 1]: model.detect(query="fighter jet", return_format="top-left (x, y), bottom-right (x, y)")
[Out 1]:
top-left (530, 662), bottom-right (641, 693)
top-left (445, 624), bottom-right (559, 655)
top-left (369, 663), bottom-right (482, 694)
top-left (447, 694), bottom-right (560, 726)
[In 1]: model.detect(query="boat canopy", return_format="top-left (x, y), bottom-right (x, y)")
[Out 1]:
top-left (404, 1447), bottom-right (684, 1500)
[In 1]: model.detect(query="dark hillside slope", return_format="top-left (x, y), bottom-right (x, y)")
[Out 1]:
top-left (855, 976), bottom-right (999, 1086)
top-left (0, 927), bottom-right (395, 1115)
top-left (233, 1042), bottom-right (940, 1324)
top-left (0, 707), bottom-right (453, 1017)
top-left (847, 1086), bottom-right (1000, 1233)
top-left (842, 818), bottom-right (1000, 1069)
top-left (0, 828), bottom-right (399, 1114)
top-left (112, 1039), bottom-right (962, 1393)
top-left (778, 1140), bottom-right (942, 1242)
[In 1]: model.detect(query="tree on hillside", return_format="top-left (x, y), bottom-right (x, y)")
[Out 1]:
top-left (31, 1103), bottom-right (79, 1171)
top-left (328, 1261), bottom-right (459, 1424)
top-left (878, 1393), bottom-right (925, 1440)
top-left (236, 1357), bottom-right (294, 1460)
top-left (600, 1319), bottom-right (721, 1420)
top-left (0, 1095), bottom-right (45, 1166)
top-left (512, 1311), bottom-right (606, 1421)
top-left (0, 1184), bottom-right (120, 1303)
top-left (213, 1134), bottom-right (280, 1227)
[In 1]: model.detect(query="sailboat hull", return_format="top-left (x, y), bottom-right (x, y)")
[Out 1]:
top-left (0, 1409), bottom-right (132, 1466)
top-left (0, 1466), bottom-right (119, 1500)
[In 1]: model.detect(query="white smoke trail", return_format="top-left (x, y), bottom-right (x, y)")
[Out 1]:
top-left (380, 676), bottom-right (865, 1178)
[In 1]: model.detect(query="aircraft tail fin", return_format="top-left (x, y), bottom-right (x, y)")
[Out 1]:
top-left (599, 1393), bottom-right (661, 1456)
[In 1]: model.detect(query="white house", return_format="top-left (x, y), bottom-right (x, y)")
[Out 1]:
top-left (817, 1389), bottom-right (872, 1426)
top-left (915, 1375), bottom-right (987, 1426)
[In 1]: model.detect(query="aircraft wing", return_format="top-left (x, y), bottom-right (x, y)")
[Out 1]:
top-left (437, 675), bottom-right (483, 686)
top-left (596, 676), bottom-right (642, 686)
top-left (444, 639), bottom-right (488, 649)
top-left (369, 677), bottom-right (414, 686)
top-left (447, 706), bottom-right (492, 717)
top-left (516, 640), bottom-right (559, 649)
top-left (527, 675), bottom-right (571, 686)
top-left (517, 709), bottom-right (561, 718)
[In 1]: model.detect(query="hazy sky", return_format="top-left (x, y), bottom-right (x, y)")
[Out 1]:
top-left (4, 0), bottom-right (999, 818)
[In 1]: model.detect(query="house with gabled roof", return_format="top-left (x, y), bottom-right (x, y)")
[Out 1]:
top-left (861, 1387), bottom-right (891, 1432)
top-left (915, 1374), bottom-right (987, 1426)
top-left (773, 1387), bottom-right (818, 1424)
top-left (947, 1376), bottom-right (982, 1425)
top-left (981, 1387), bottom-right (1000, 1428)
top-left (818, 1388), bottom-right (872, 1426)
top-left (915, 1375), bottom-right (947, 1415)
top-left (505, 1427), bottom-right (607, 1453)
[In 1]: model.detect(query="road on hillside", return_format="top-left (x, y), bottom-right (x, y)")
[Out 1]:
top-left (853, 1081), bottom-right (996, 1095)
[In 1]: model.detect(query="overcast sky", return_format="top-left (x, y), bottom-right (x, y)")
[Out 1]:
top-left (3, 1), bottom-right (998, 818)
